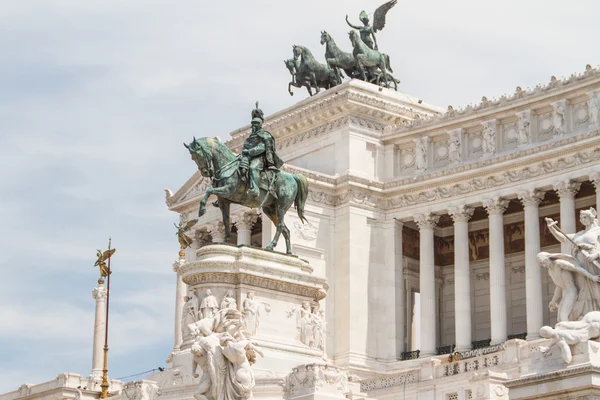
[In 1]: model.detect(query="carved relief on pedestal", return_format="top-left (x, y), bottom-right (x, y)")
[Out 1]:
top-left (287, 301), bottom-right (326, 351)
top-left (282, 363), bottom-right (350, 399)
top-left (294, 220), bottom-right (318, 241)
top-left (200, 289), bottom-right (219, 319)
top-left (241, 291), bottom-right (271, 337)
top-left (181, 290), bottom-right (200, 339)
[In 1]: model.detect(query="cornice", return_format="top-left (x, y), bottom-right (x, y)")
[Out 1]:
top-left (385, 65), bottom-right (600, 140)
top-left (504, 364), bottom-right (600, 388)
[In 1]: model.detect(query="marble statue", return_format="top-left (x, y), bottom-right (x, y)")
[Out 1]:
top-left (517, 111), bottom-right (531, 145)
top-left (415, 138), bottom-right (427, 170)
top-left (482, 121), bottom-right (496, 154)
top-left (184, 104), bottom-right (309, 254)
top-left (220, 290), bottom-right (236, 310)
top-left (200, 290), bottom-right (219, 320)
top-left (589, 93), bottom-right (599, 125)
top-left (448, 135), bottom-right (461, 164)
top-left (540, 311), bottom-right (600, 363)
top-left (190, 307), bottom-right (263, 400)
top-left (182, 293), bottom-right (200, 338)
top-left (287, 301), bottom-right (325, 350)
top-left (553, 103), bottom-right (566, 136)
top-left (539, 208), bottom-right (600, 321)
top-left (241, 292), bottom-right (271, 337)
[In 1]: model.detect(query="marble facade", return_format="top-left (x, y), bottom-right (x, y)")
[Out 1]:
top-left (5, 66), bottom-right (600, 400)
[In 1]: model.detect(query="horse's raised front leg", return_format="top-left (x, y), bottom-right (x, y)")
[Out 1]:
top-left (218, 198), bottom-right (232, 243)
top-left (199, 190), bottom-right (212, 217)
top-left (288, 81), bottom-right (295, 96)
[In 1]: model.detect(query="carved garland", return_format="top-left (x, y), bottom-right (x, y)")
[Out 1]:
top-left (183, 272), bottom-right (326, 300)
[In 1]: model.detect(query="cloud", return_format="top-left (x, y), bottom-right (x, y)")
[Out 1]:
top-left (1, 0), bottom-right (600, 393)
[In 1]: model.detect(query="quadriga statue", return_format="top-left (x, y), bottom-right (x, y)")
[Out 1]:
top-left (184, 103), bottom-right (308, 254)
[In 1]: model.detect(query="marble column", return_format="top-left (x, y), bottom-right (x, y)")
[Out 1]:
top-left (91, 280), bottom-right (107, 379)
top-left (590, 173), bottom-right (600, 210)
top-left (383, 219), bottom-right (404, 358)
top-left (208, 221), bottom-right (226, 243)
top-left (448, 205), bottom-right (474, 351)
top-left (414, 213), bottom-right (440, 356)
top-left (172, 260), bottom-right (186, 352)
top-left (483, 197), bottom-right (509, 345)
top-left (235, 211), bottom-right (258, 246)
top-left (518, 190), bottom-right (545, 340)
top-left (553, 180), bottom-right (581, 253)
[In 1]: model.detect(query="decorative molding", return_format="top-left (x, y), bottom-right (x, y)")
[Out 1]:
top-left (294, 220), bottom-right (318, 241)
top-left (476, 272), bottom-right (490, 281)
top-left (360, 371), bottom-right (418, 392)
top-left (390, 64), bottom-right (600, 133)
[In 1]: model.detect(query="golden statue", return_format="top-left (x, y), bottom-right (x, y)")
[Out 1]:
top-left (175, 219), bottom-right (198, 250)
top-left (94, 248), bottom-right (116, 278)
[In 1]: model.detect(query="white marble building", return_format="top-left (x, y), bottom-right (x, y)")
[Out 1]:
top-left (4, 66), bottom-right (600, 400)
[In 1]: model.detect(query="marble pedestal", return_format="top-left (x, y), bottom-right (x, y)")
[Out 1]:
top-left (149, 245), bottom-right (354, 400)
top-left (506, 340), bottom-right (600, 400)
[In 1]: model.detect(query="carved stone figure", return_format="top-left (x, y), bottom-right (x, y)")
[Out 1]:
top-left (200, 290), bottom-right (219, 320)
top-left (553, 102), bottom-right (566, 136)
top-left (516, 110), bottom-right (531, 145)
top-left (287, 301), bottom-right (324, 350)
top-left (242, 292), bottom-right (271, 337)
top-left (345, 0), bottom-right (398, 51)
top-left (540, 311), bottom-right (600, 363)
top-left (414, 138), bottom-right (427, 170)
top-left (182, 293), bottom-right (200, 338)
top-left (588, 92), bottom-right (600, 125)
top-left (220, 290), bottom-right (236, 310)
top-left (482, 121), bottom-right (496, 155)
top-left (448, 135), bottom-right (460, 164)
top-left (190, 310), bottom-right (262, 400)
top-left (184, 103), bottom-right (309, 254)
top-left (538, 208), bottom-right (600, 321)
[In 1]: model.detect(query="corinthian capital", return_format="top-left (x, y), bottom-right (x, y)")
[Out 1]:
top-left (518, 189), bottom-right (545, 207)
top-left (234, 211), bottom-right (259, 231)
top-left (92, 286), bottom-right (107, 301)
top-left (448, 205), bottom-right (474, 223)
top-left (414, 213), bottom-right (440, 230)
top-left (553, 180), bottom-right (581, 199)
top-left (483, 197), bottom-right (509, 215)
top-left (589, 172), bottom-right (600, 189)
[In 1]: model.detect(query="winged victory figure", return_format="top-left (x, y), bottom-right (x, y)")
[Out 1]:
top-left (94, 248), bottom-right (116, 278)
top-left (175, 219), bottom-right (199, 250)
top-left (345, 0), bottom-right (398, 51)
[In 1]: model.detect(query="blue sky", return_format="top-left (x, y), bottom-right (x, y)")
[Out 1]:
top-left (1, 0), bottom-right (599, 392)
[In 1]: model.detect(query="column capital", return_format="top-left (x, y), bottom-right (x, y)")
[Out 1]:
top-left (414, 213), bottom-right (440, 230)
top-left (483, 197), bottom-right (509, 215)
top-left (233, 211), bottom-right (259, 231)
top-left (553, 180), bottom-right (581, 199)
top-left (172, 259), bottom-right (185, 274)
top-left (207, 220), bottom-right (226, 242)
top-left (448, 205), bottom-right (474, 223)
top-left (92, 286), bottom-right (107, 301)
top-left (518, 189), bottom-right (545, 207)
top-left (589, 172), bottom-right (600, 188)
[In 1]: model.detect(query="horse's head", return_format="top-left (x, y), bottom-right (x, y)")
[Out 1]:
top-left (292, 45), bottom-right (302, 61)
top-left (184, 137), bottom-right (212, 178)
top-left (348, 30), bottom-right (357, 46)
top-left (320, 31), bottom-right (330, 45)
top-left (284, 58), bottom-right (296, 75)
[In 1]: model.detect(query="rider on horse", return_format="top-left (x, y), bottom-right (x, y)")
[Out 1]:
top-left (239, 103), bottom-right (284, 198)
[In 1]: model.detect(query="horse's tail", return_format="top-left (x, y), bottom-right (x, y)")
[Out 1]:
top-left (293, 174), bottom-right (309, 223)
top-left (385, 54), bottom-right (393, 73)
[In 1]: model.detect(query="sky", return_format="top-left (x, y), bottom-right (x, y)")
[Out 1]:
top-left (1, 0), bottom-right (599, 392)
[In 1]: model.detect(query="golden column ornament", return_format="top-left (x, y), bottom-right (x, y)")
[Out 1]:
top-left (175, 218), bottom-right (198, 258)
top-left (94, 238), bottom-right (116, 399)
